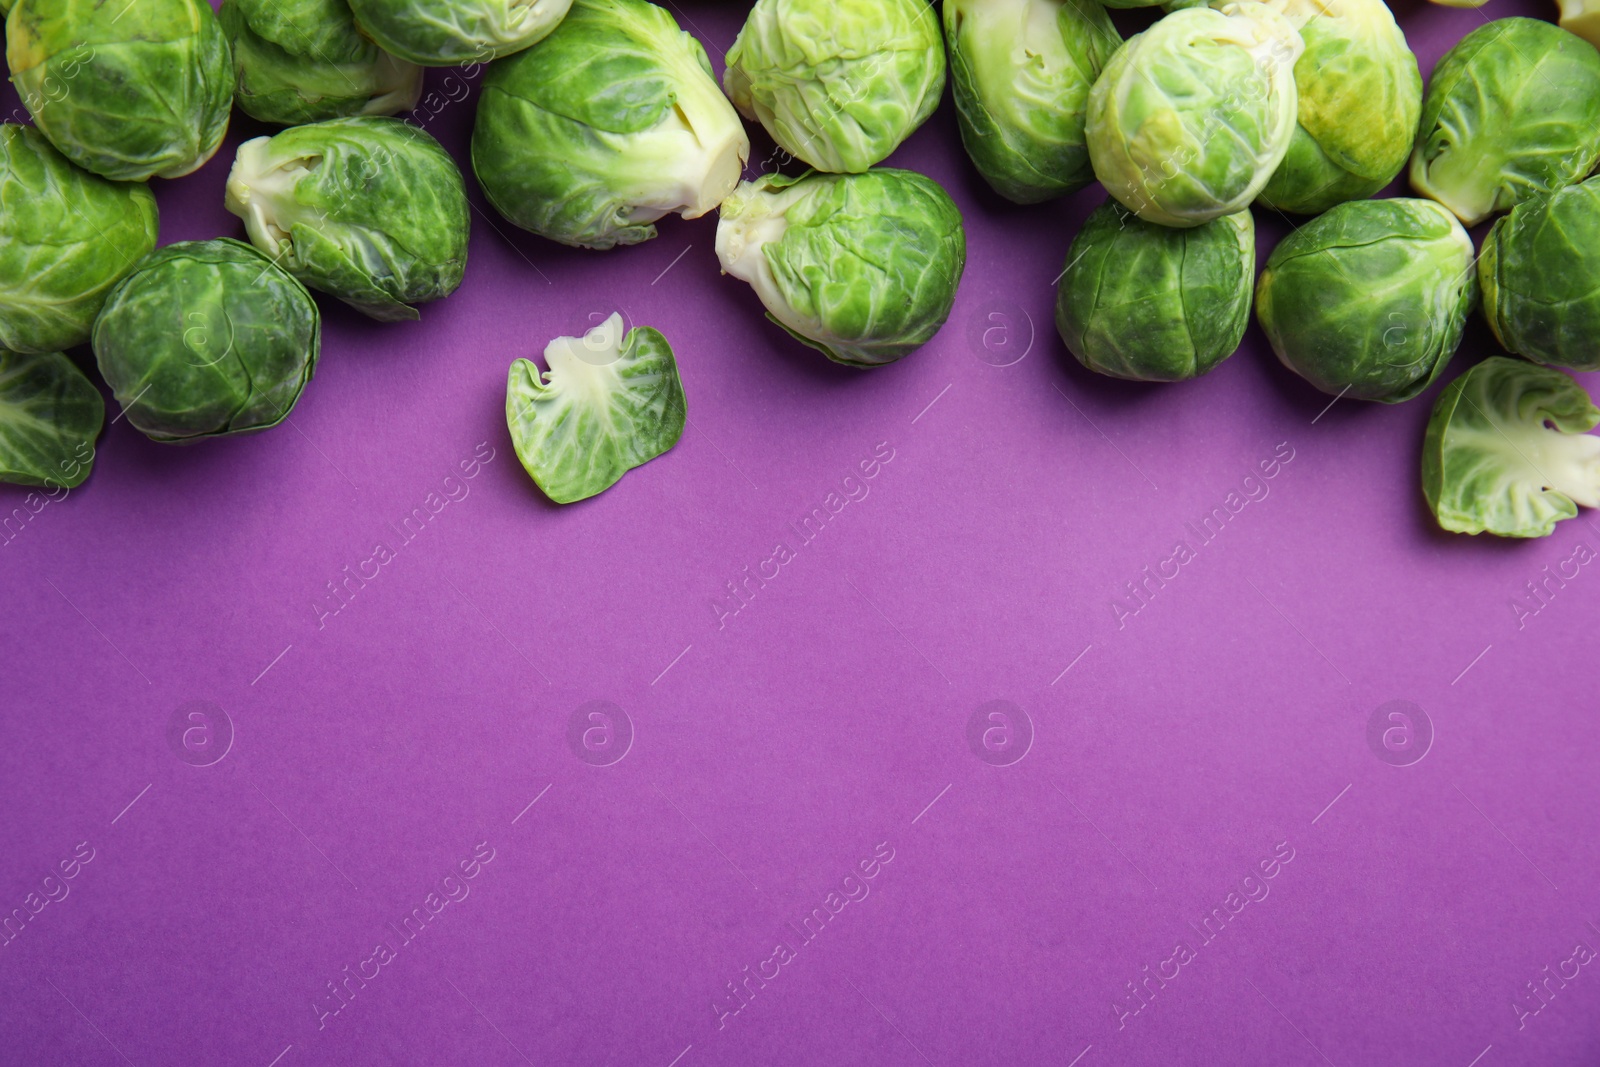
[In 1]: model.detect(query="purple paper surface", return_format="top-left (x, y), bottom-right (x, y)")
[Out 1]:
top-left (5, 0), bottom-right (1600, 1063)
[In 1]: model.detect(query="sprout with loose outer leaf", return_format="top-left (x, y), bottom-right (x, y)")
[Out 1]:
top-left (943, 0), bottom-right (1121, 204)
top-left (715, 169), bottom-right (967, 368)
top-left (472, 0), bottom-right (748, 249)
top-left (1255, 0), bottom-right (1422, 215)
top-left (1479, 176), bottom-right (1600, 373)
top-left (0, 124), bottom-right (158, 355)
top-left (0, 351), bottom-right (102, 488)
top-left (724, 0), bottom-right (946, 174)
top-left (506, 314), bottom-right (685, 503)
top-left (1423, 357), bottom-right (1600, 538)
top-left (93, 240), bottom-right (320, 444)
top-left (226, 117), bottom-right (469, 322)
top-left (218, 0), bottom-right (422, 125)
top-left (346, 0), bottom-right (572, 66)
top-left (1410, 18), bottom-right (1600, 227)
top-left (1056, 203), bottom-right (1253, 382)
top-left (1086, 3), bottom-right (1303, 227)
top-left (1256, 198), bottom-right (1476, 403)
top-left (6, 0), bottom-right (234, 181)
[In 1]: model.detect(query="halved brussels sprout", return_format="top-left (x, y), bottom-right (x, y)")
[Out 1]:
top-left (6, 0), bottom-right (234, 181)
top-left (506, 314), bottom-right (685, 503)
top-left (0, 351), bottom-right (103, 488)
top-left (1480, 176), bottom-right (1600, 373)
top-left (943, 0), bottom-right (1120, 204)
top-left (1086, 3), bottom-right (1303, 227)
top-left (226, 117), bottom-right (469, 322)
top-left (1411, 18), bottom-right (1600, 227)
top-left (724, 0), bottom-right (946, 174)
top-left (1056, 203), bottom-right (1253, 381)
top-left (1559, 0), bottom-right (1600, 48)
top-left (472, 0), bottom-right (748, 249)
top-left (92, 240), bottom-right (320, 443)
top-left (0, 124), bottom-right (159, 355)
top-left (715, 169), bottom-right (966, 368)
top-left (346, 0), bottom-right (571, 66)
top-left (1256, 198), bottom-right (1475, 403)
top-left (1255, 0), bottom-right (1421, 215)
top-left (1423, 357), bottom-right (1600, 538)
top-left (218, 0), bottom-right (422, 125)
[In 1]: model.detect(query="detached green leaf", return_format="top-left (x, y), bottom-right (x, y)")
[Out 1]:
top-left (506, 314), bottom-right (685, 503)
top-left (0, 350), bottom-right (103, 488)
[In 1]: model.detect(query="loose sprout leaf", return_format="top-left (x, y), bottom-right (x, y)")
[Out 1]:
top-left (505, 315), bottom-right (686, 504)
top-left (0, 351), bottom-right (103, 489)
top-left (1422, 357), bottom-right (1600, 538)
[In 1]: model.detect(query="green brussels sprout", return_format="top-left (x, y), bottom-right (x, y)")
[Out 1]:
top-left (724, 0), bottom-right (946, 174)
top-left (1086, 3), bottom-right (1303, 227)
top-left (0, 124), bottom-right (158, 355)
top-left (0, 351), bottom-right (102, 488)
top-left (1256, 197), bottom-right (1475, 403)
top-left (92, 240), bottom-right (320, 443)
top-left (226, 117), bottom-right (469, 322)
top-left (943, 0), bottom-right (1121, 204)
top-left (1254, 0), bottom-right (1421, 215)
top-left (506, 313), bottom-right (685, 503)
top-left (1479, 176), bottom-right (1600, 373)
top-left (472, 0), bottom-right (748, 249)
top-left (1559, 0), bottom-right (1600, 50)
top-left (217, 0), bottom-right (422, 125)
top-left (1423, 357), bottom-right (1600, 538)
top-left (6, 0), bottom-right (234, 182)
top-left (715, 169), bottom-right (966, 368)
top-left (1056, 202), bottom-right (1253, 381)
top-left (346, 0), bottom-right (572, 66)
top-left (1410, 18), bottom-right (1600, 227)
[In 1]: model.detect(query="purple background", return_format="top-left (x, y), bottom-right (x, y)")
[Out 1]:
top-left (5, 1), bottom-right (1600, 1064)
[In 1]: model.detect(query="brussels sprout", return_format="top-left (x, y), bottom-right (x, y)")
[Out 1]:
top-left (1559, 0), bottom-right (1600, 49)
top-left (1256, 198), bottom-right (1475, 403)
top-left (226, 118), bottom-right (469, 322)
top-left (1479, 176), bottom-right (1600, 373)
top-left (716, 169), bottom-right (966, 368)
top-left (724, 0), bottom-right (946, 174)
top-left (0, 351), bottom-right (102, 488)
top-left (347, 0), bottom-right (572, 66)
top-left (1254, 0), bottom-right (1421, 215)
top-left (0, 125), bottom-right (159, 355)
top-left (1086, 3), bottom-right (1303, 227)
top-left (92, 240), bottom-right (320, 443)
top-left (506, 314), bottom-right (685, 503)
top-left (943, 0), bottom-right (1120, 204)
top-left (472, 0), bottom-right (747, 250)
top-left (1410, 18), bottom-right (1600, 227)
top-left (1056, 203), bottom-right (1253, 381)
top-left (218, 0), bottom-right (422, 125)
top-left (1423, 357), bottom-right (1600, 538)
top-left (6, 0), bottom-right (234, 182)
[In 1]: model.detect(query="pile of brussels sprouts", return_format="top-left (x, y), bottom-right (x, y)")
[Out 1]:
top-left (2, 0), bottom-right (1600, 522)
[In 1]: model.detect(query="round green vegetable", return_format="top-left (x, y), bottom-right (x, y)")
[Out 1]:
top-left (1056, 203), bottom-right (1253, 381)
top-left (724, 0), bottom-right (946, 174)
top-left (0, 124), bottom-right (159, 355)
top-left (1410, 17), bottom-right (1600, 227)
top-left (226, 117), bottom-right (469, 322)
top-left (472, 0), bottom-right (748, 249)
top-left (0, 350), bottom-right (103, 488)
top-left (218, 0), bottom-right (422, 126)
top-left (6, 0), bottom-right (234, 182)
top-left (1257, 198), bottom-right (1475, 403)
top-left (92, 240), bottom-right (320, 443)
top-left (943, 0), bottom-right (1121, 204)
top-left (715, 169), bottom-right (966, 368)
top-left (1256, 0), bottom-right (1422, 215)
top-left (1086, 3), bottom-right (1303, 227)
top-left (1479, 176), bottom-right (1600, 373)
top-left (346, 0), bottom-right (572, 66)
